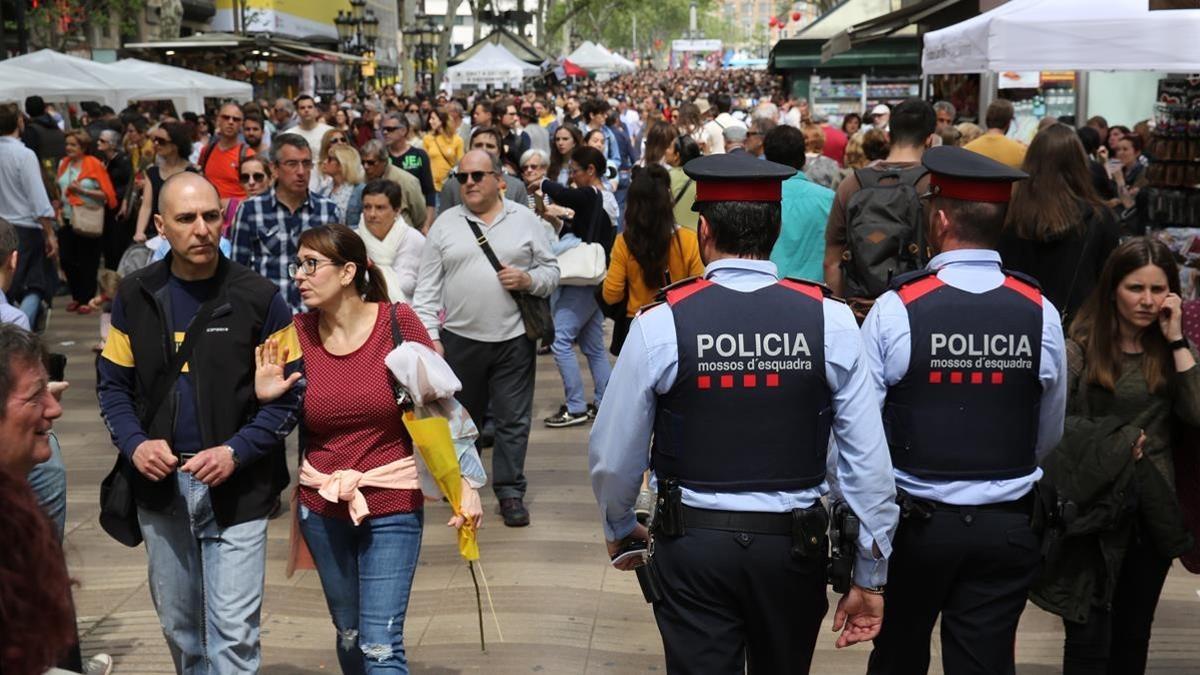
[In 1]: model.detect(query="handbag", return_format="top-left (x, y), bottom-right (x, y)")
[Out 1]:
top-left (98, 296), bottom-right (223, 547)
top-left (558, 242), bottom-right (607, 286)
top-left (464, 218), bottom-right (554, 343)
top-left (71, 202), bottom-right (105, 237)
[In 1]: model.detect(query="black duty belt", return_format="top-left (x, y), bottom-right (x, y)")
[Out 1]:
top-left (682, 505), bottom-right (802, 535)
top-left (928, 492), bottom-right (1034, 515)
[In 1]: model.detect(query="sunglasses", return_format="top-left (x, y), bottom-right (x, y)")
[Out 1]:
top-left (362, 159), bottom-right (379, 167)
top-left (219, 114), bottom-right (244, 122)
top-left (521, 164), bottom-right (544, 172)
top-left (151, 137), bottom-right (169, 145)
top-left (240, 172), bottom-right (267, 183)
top-left (329, 137), bottom-right (347, 145)
top-left (455, 170), bottom-right (495, 184)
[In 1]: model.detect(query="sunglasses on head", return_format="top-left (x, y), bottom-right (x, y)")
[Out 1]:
top-left (240, 172), bottom-right (267, 183)
top-left (455, 170), bottom-right (495, 184)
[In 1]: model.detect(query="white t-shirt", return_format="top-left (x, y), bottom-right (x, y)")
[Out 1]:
top-left (701, 113), bottom-right (746, 155)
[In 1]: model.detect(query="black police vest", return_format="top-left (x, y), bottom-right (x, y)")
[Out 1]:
top-left (883, 269), bottom-right (1044, 480)
top-left (650, 277), bottom-right (832, 491)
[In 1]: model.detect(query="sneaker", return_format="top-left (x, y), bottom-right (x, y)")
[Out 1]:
top-left (84, 653), bottom-right (114, 675)
top-left (499, 497), bottom-right (530, 527)
top-left (544, 405), bottom-right (589, 428)
top-left (586, 403), bottom-right (598, 420)
top-left (634, 487), bottom-right (654, 525)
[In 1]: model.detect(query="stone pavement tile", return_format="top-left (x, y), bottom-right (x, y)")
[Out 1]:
top-left (409, 642), bottom-right (590, 673)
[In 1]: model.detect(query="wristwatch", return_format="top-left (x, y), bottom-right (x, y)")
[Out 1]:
top-left (225, 445), bottom-right (240, 467)
top-left (1169, 336), bottom-right (1190, 352)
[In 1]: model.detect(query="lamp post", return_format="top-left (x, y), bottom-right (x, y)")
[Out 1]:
top-left (334, 0), bottom-right (380, 94)
top-left (402, 14), bottom-right (441, 94)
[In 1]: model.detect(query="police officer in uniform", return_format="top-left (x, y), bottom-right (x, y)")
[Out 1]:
top-left (862, 146), bottom-right (1068, 675)
top-left (589, 151), bottom-right (899, 674)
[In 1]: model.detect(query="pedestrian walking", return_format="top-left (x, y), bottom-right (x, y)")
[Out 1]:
top-left (0, 103), bottom-right (57, 329)
top-left (134, 121), bottom-right (199, 242)
top-left (56, 129), bottom-right (117, 313)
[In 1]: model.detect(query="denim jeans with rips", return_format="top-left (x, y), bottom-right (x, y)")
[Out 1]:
top-left (137, 471), bottom-right (269, 675)
top-left (299, 504), bottom-right (424, 674)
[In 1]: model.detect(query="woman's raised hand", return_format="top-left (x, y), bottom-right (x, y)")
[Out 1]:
top-left (254, 339), bottom-right (301, 403)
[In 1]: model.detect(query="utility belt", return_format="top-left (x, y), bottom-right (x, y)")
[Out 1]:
top-left (896, 489), bottom-right (1035, 522)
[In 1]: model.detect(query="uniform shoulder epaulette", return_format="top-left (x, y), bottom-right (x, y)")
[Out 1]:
top-left (779, 277), bottom-right (846, 303)
top-left (635, 299), bottom-right (665, 317)
top-left (887, 268), bottom-right (938, 292)
top-left (656, 275), bottom-right (710, 305)
top-left (1002, 268), bottom-right (1042, 290)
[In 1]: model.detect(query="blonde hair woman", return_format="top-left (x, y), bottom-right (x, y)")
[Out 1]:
top-left (321, 144), bottom-right (365, 227)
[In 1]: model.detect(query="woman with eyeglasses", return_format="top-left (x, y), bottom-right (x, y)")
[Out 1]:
top-left (664, 132), bottom-right (701, 231)
top-left (321, 145), bottom-right (367, 228)
top-left (422, 107), bottom-right (463, 193)
top-left (255, 224), bottom-right (484, 675)
top-left (548, 124), bottom-right (582, 187)
top-left (532, 146), bottom-right (616, 428)
top-left (222, 156), bottom-right (273, 238)
top-left (134, 121), bottom-right (199, 243)
top-left (57, 129), bottom-right (118, 314)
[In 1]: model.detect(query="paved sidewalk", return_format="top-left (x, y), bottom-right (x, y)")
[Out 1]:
top-left (44, 310), bottom-right (1199, 674)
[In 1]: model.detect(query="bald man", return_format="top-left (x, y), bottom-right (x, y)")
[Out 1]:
top-left (97, 172), bottom-right (303, 673)
top-left (198, 102), bottom-right (254, 201)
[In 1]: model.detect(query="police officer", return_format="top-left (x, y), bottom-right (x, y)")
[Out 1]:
top-left (861, 146), bottom-right (1068, 675)
top-left (589, 151), bottom-right (899, 674)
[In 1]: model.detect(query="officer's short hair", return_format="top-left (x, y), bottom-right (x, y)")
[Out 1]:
top-left (934, 196), bottom-right (1007, 248)
top-left (698, 201), bottom-right (781, 260)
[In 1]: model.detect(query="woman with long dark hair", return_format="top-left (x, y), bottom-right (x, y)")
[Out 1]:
top-left (998, 123), bottom-right (1119, 324)
top-left (1036, 237), bottom-right (1200, 674)
top-left (256, 224), bottom-right (484, 674)
top-left (134, 121), bottom-right (198, 242)
top-left (639, 121), bottom-right (675, 169)
top-left (548, 124), bottom-right (582, 186)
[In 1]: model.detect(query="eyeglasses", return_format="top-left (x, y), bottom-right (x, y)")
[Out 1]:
top-left (219, 114), bottom-right (244, 123)
top-left (454, 170), bottom-right (495, 184)
top-left (521, 164), bottom-right (544, 172)
top-left (278, 159), bottom-right (314, 170)
top-left (362, 159), bottom-right (379, 167)
top-left (240, 172), bottom-right (267, 183)
top-left (382, 126), bottom-right (402, 133)
top-left (288, 257), bottom-right (338, 278)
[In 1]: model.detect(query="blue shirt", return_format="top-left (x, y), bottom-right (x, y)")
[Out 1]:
top-left (769, 172), bottom-right (835, 282)
top-left (230, 188), bottom-right (341, 314)
top-left (590, 259), bottom-right (899, 587)
top-left (860, 249), bottom-right (1068, 505)
top-left (0, 289), bottom-right (30, 329)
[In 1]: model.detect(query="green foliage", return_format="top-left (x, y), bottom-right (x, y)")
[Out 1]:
top-left (545, 0), bottom-right (720, 55)
top-left (28, 0), bottom-right (147, 51)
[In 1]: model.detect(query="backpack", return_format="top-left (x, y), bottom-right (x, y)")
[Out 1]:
top-left (198, 141), bottom-right (248, 177)
top-left (841, 166), bottom-right (929, 299)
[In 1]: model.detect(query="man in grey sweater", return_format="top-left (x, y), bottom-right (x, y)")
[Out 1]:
top-left (414, 149), bottom-right (559, 527)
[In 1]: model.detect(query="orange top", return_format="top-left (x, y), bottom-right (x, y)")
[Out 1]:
top-left (603, 228), bottom-right (705, 317)
top-left (199, 141), bottom-right (254, 200)
top-left (57, 155), bottom-right (117, 209)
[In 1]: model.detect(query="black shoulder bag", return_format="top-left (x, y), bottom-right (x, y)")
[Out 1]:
top-left (463, 218), bottom-right (554, 344)
top-left (99, 298), bottom-right (223, 547)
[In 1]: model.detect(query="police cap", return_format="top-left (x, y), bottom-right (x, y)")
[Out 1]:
top-left (682, 152), bottom-right (796, 211)
top-left (923, 145), bottom-right (1027, 203)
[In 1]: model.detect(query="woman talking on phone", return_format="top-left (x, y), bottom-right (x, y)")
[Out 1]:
top-left (1035, 237), bottom-right (1200, 674)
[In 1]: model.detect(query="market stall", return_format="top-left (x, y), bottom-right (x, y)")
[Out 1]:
top-left (116, 59), bottom-right (253, 115)
top-left (0, 63), bottom-right (113, 105)
top-left (445, 43), bottom-right (539, 92)
top-left (3, 49), bottom-right (175, 110)
top-left (566, 41), bottom-right (636, 77)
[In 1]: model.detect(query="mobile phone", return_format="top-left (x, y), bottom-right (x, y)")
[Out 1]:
top-left (610, 538), bottom-right (648, 568)
top-left (46, 353), bottom-right (67, 383)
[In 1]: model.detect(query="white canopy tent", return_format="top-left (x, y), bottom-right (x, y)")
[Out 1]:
top-left (923, 0), bottom-right (1200, 74)
top-left (116, 59), bottom-right (253, 114)
top-left (445, 43), bottom-right (539, 91)
top-left (566, 41), bottom-right (636, 75)
top-left (2, 50), bottom-right (173, 109)
top-left (0, 63), bottom-right (112, 104)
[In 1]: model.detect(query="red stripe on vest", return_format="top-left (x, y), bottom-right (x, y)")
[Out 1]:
top-left (897, 276), bottom-right (946, 305)
top-left (778, 279), bottom-right (825, 302)
top-left (1002, 276), bottom-right (1042, 307)
top-left (665, 278), bottom-right (714, 305)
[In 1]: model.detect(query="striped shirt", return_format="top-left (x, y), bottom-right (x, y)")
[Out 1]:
top-left (230, 187), bottom-right (341, 313)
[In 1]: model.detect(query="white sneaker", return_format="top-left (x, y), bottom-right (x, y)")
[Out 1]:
top-left (83, 654), bottom-right (114, 675)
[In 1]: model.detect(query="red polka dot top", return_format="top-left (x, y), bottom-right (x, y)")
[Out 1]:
top-left (295, 302), bottom-right (434, 520)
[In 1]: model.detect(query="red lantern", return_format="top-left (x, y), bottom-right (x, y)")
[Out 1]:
top-left (791, 11), bottom-right (801, 21)
top-left (768, 16), bottom-right (778, 27)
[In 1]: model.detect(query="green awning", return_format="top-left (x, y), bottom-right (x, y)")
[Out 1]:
top-left (770, 37), bottom-right (920, 72)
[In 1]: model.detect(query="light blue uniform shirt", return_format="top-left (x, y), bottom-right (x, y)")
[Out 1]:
top-left (0, 289), bottom-right (30, 329)
top-left (860, 249), bottom-right (1068, 505)
top-left (589, 259), bottom-right (899, 587)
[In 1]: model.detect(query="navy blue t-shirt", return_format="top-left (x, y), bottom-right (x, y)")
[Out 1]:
top-left (167, 274), bottom-right (220, 455)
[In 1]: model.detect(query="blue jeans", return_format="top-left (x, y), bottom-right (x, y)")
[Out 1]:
top-left (299, 505), bottom-right (424, 674)
top-left (28, 431), bottom-right (67, 542)
top-left (137, 471), bottom-right (269, 675)
top-left (551, 285), bottom-right (611, 414)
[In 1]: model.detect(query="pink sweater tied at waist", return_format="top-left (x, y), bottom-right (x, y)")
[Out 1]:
top-left (299, 456), bottom-right (420, 525)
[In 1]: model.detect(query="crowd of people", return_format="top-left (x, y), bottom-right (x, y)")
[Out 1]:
top-left (0, 64), bottom-right (1194, 675)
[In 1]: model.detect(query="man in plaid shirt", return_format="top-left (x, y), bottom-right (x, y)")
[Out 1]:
top-left (230, 134), bottom-right (340, 313)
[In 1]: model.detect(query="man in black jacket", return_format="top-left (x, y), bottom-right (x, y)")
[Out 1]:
top-left (97, 172), bottom-right (302, 673)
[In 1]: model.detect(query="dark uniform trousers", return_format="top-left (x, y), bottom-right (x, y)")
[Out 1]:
top-left (867, 504), bottom-right (1041, 675)
top-left (651, 526), bottom-right (828, 674)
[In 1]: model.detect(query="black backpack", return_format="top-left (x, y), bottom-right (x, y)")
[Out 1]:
top-left (841, 166), bottom-right (929, 299)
